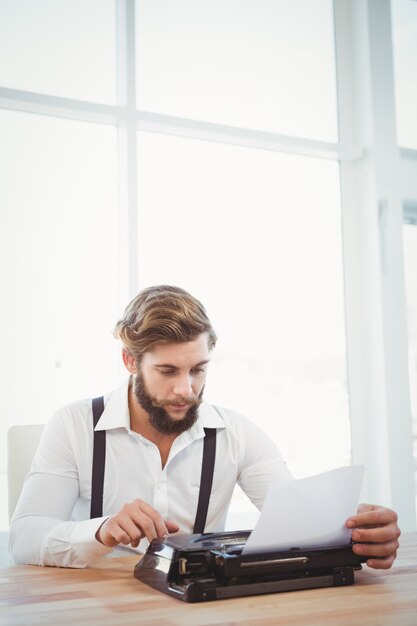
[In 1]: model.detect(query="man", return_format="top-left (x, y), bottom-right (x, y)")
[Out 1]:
top-left (9, 285), bottom-right (400, 569)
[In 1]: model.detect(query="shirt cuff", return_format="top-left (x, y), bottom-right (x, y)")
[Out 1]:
top-left (69, 517), bottom-right (113, 564)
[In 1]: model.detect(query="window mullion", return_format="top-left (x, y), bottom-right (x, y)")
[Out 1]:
top-left (116, 0), bottom-right (139, 305)
top-left (335, 0), bottom-right (416, 530)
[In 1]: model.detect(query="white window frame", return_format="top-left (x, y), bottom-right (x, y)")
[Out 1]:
top-left (0, 0), bottom-right (415, 530)
top-left (335, 0), bottom-right (416, 530)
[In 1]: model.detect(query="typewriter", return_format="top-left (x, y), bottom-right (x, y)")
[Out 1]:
top-left (134, 530), bottom-right (367, 603)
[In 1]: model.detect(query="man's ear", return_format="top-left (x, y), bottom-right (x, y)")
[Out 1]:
top-left (122, 349), bottom-right (138, 374)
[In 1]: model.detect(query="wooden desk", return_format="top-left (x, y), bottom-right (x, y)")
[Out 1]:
top-left (1, 533), bottom-right (416, 626)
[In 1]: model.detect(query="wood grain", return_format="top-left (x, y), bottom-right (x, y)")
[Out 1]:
top-left (1, 533), bottom-right (416, 626)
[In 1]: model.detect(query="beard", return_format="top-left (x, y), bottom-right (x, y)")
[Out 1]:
top-left (132, 369), bottom-right (204, 435)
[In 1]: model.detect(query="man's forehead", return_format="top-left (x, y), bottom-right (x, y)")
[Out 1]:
top-left (144, 333), bottom-right (210, 364)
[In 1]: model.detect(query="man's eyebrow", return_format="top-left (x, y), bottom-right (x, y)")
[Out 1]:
top-left (154, 360), bottom-right (210, 368)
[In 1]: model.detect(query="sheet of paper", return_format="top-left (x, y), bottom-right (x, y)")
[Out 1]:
top-left (242, 465), bottom-right (364, 554)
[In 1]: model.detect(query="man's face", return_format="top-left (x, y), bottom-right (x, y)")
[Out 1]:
top-left (132, 333), bottom-right (210, 435)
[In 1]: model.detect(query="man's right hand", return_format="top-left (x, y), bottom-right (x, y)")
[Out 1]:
top-left (95, 499), bottom-right (180, 548)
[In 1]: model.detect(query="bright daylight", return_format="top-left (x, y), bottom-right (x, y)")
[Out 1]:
top-left (0, 0), bottom-right (416, 623)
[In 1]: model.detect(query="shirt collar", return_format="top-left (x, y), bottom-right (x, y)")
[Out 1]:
top-left (94, 378), bottom-right (131, 431)
top-left (94, 378), bottom-right (226, 432)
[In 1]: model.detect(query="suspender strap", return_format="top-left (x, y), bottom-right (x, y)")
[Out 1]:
top-left (193, 427), bottom-right (217, 534)
top-left (90, 396), bottom-right (106, 519)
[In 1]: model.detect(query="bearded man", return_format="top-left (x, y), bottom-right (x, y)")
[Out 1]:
top-left (9, 285), bottom-right (400, 569)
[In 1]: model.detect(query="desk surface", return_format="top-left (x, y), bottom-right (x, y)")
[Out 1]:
top-left (1, 533), bottom-right (416, 626)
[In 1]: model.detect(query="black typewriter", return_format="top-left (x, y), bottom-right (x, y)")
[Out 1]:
top-left (134, 530), bottom-right (367, 602)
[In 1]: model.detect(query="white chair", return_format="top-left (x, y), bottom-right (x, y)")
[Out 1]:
top-left (7, 425), bottom-right (45, 522)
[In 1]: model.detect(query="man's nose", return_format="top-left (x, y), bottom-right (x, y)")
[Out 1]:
top-left (173, 374), bottom-right (193, 398)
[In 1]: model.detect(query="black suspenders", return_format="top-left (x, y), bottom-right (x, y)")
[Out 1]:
top-left (90, 396), bottom-right (217, 533)
top-left (193, 426), bottom-right (216, 534)
top-left (90, 396), bottom-right (106, 519)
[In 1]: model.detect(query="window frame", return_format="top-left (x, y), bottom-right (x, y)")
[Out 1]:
top-left (0, 0), bottom-right (415, 530)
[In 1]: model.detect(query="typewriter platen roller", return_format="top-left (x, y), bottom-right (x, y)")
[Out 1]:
top-left (134, 531), bottom-right (367, 602)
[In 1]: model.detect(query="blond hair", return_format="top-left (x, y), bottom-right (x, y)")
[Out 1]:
top-left (114, 285), bottom-right (217, 360)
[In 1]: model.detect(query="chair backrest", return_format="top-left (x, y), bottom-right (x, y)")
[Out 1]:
top-left (7, 424), bottom-right (45, 522)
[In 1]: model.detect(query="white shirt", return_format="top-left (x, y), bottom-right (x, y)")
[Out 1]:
top-left (9, 379), bottom-right (292, 568)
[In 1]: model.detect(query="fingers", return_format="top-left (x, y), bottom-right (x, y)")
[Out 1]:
top-left (356, 502), bottom-right (377, 516)
top-left (351, 534), bottom-right (399, 570)
top-left (351, 524), bottom-right (400, 545)
top-left (346, 504), bottom-right (401, 570)
top-left (347, 504), bottom-right (399, 530)
top-left (101, 518), bottom-right (139, 547)
top-left (365, 554), bottom-right (397, 570)
top-left (352, 538), bottom-right (399, 558)
top-left (129, 500), bottom-right (170, 539)
top-left (166, 519), bottom-right (181, 534)
top-left (347, 504), bottom-right (401, 546)
top-left (96, 499), bottom-right (176, 548)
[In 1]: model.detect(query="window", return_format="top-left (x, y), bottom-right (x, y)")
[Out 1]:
top-left (0, 0), bottom-right (117, 103)
top-left (136, 0), bottom-right (337, 141)
top-left (1, 0), bottom-right (415, 532)
top-left (137, 133), bottom-right (350, 510)
top-left (403, 221), bottom-right (417, 513)
top-left (394, 0), bottom-right (417, 519)
top-left (0, 109), bottom-right (121, 529)
top-left (392, 0), bottom-right (417, 149)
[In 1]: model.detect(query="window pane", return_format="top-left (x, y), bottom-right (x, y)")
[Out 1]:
top-left (136, 0), bottom-right (338, 142)
top-left (0, 110), bottom-right (121, 527)
top-left (392, 0), bottom-right (417, 149)
top-left (137, 132), bottom-right (350, 494)
top-left (402, 223), bottom-right (417, 521)
top-left (0, 0), bottom-right (117, 104)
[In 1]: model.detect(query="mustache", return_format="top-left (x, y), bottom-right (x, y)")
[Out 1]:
top-left (153, 396), bottom-right (202, 408)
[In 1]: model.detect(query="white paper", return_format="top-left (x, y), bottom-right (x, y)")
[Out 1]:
top-left (243, 465), bottom-right (364, 554)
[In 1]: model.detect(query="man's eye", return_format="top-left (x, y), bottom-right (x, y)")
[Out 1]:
top-left (159, 370), bottom-right (175, 376)
top-left (191, 368), bottom-right (205, 375)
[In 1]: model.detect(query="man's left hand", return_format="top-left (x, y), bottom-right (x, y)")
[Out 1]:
top-left (346, 503), bottom-right (401, 569)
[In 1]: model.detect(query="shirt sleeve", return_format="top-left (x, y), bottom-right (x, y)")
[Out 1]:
top-left (8, 408), bottom-right (113, 568)
top-left (235, 414), bottom-right (294, 510)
